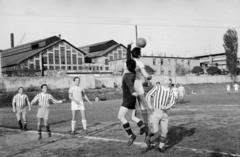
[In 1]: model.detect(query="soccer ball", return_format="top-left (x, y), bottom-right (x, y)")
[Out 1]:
top-left (136, 38), bottom-right (147, 48)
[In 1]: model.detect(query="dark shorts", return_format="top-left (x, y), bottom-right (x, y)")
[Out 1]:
top-left (121, 101), bottom-right (136, 110)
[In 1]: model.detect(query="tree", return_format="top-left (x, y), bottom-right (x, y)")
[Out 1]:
top-left (175, 63), bottom-right (188, 76)
top-left (206, 66), bottom-right (221, 75)
top-left (223, 29), bottom-right (238, 82)
top-left (191, 66), bottom-right (204, 75)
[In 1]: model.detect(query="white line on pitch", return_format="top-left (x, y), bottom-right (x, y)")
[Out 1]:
top-left (25, 130), bottom-right (240, 157)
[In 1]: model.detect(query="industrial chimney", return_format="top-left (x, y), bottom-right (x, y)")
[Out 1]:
top-left (10, 33), bottom-right (14, 48)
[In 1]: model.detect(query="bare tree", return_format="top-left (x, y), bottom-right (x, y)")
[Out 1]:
top-left (223, 29), bottom-right (238, 82)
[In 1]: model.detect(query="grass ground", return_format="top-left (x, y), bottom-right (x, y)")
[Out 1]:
top-left (1, 90), bottom-right (240, 157)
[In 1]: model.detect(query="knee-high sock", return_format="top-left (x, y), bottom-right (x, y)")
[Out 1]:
top-left (71, 120), bottom-right (76, 132)
top-left (122, 122), bottom-right (134, 136)
top-left (159, 136), bottom-right (167, 148)
top-left (82, 120), bottom-right (87, 130)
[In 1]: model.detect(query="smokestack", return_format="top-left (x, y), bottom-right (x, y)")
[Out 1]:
top-left (10, 33), bottom-right (14, 48)
top-left (58, 34), bottom-right (61, 39)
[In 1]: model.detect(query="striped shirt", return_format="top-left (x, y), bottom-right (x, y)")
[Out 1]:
top-left (31, 93), bottom-right (61, 107)
top-left (12, 93), bottom-right (29, 108)
top-left (146, 85), bottom-right (175, 110)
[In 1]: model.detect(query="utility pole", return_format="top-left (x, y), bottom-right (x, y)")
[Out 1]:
top-left (135, 24), bottom-right (138, 41)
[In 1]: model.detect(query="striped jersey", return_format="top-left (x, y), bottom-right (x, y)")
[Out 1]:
top-left (12, 93), bottom-right (29, 108)
top-left (31, 92), bottom-right (61, 107)
top-left (146, 85), bottom-right (175, 110)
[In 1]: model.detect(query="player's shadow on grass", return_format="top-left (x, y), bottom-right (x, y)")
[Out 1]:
top-left (166, 124), bottom-right (196, 149)
top-left (210, 149), bottom-right (235, 157)
top-left (178, 100), bottom-right (190, 104)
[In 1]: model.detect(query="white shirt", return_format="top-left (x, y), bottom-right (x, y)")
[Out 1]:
top-left (69, 85), bottom-right (84, 105)
top-left (12, 93), bottom-right (29, 108)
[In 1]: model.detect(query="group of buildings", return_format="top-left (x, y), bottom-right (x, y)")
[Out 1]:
top-left (0, 35), bottom-right (232, 77)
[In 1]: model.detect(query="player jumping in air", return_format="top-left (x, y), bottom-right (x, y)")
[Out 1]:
top-left (12, 87), bottom-right (31, 130)
top-left (69, 77), bottom-right (92, 136)
top-left (126, 41), bottom-right (151, 136)
top-left (118, 59), bottom-right (148, 146)
top-left (31, 84), bottom-right (64, 140)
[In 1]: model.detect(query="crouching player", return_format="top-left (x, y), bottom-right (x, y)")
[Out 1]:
top-left (12, 87), bottom-right (31, 130)
top-left (145, 83), bottom-right (176, 152)
top-left (31, 84), bottom-right (65, 140)
top-left (118, 59), bottom-right (148, 146)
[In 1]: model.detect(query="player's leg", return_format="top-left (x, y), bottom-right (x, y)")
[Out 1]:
top-left (118, 106), bottom-right (136, 146)
top-left (22, 108), bottom-right (28, 130)
top-left (44, 118), bottom-right (51, 137)
top-left (37, 118), bottom-right (42, 140)
top-left (80, 109), bottom-right (87, 134)
top-left (158, 112), bottom-right (169, 152)
top-left (16, 111), bottom-right (23, 130)
top-left (71, 110), bottom-right (77, 135)
top-left (148, 111), bottom-right (161, 146)
top-left (131, 109), bottom-right (148, 135)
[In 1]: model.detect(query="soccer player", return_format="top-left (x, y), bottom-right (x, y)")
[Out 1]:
top-left (145, 83), bottom-right (176, 152)
top-left (233, 83), bottom-right (239, 93)
top-left (178, 84), bottom-right (185, 103)
top-left (12, 87), bottom-right (31, 130)
top-left (69, 77), bottom-right (92, 136)
top-left (118, 59), bottom-right (148, 146)
top-left (126, 42), bottom-right (151, 135)
top-left (31, 84), bottom-right (64, 140)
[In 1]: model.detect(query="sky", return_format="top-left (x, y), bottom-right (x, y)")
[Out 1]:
top-left (0, 0), bottom-right (240, 57)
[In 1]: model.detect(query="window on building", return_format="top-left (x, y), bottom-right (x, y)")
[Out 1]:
top-left (161, 70), bottom-right (164, 75)
top-left (100, 67), bottom-right (103, 70)
top-left (44, 66), bottom-right (48, 70)
top-left (168, 59), bottom-right (171, 64)
top-left (61, 50), bottom-right (65, 64)
top-left (96, 66), bottom-right (99, 70)
top-left (161, 59), bottom-right (164, 65)
top-left (73, 66), bottom-right (77, 70)
top-left (30, 64), bottom-right (34, 70)
top-left (54, 50), bottom-right (60, 64)
top-left (188, 60), bottom-right (190, 66)
top-left (105, 67), bottom-right (109, 70)
top-left (35, 60), bottom-right (40, 70)
top-left (67, 51), bottom-right (71, 64)
top-left (55, 66), bottom-right (60, 70)
top-left (114, 53), bottom-right (118, 60)
top-left (48, 53), bottom-right (54, 64)
top-left (168, 70), bottom-right (171, 76)
top-left (105, 59), bottom-right (109, 65)
top-left (67, 66), bottom-right (71, 70)
top-left (78, 58), bottom-right (83, 65)
top-left (110, 56), bottom-right (113, 61)
top-left (118, 50), bottom-right (122, 59)
top-left (153, 58), bottom-right (156, 65)
top-left (61, 66), bottom-right (65, 70)
top-left (79, 66), bottom-right (83, 70)
top-left (49, 66), bottom-right (54, 70)
top-left (182, 59), bottom-right (184, 63)
top-left (72, 54), bottom-right (77, 64)
top-left (43, 56), bottom-right (48, 64)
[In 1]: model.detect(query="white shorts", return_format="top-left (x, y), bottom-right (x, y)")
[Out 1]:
top-left (149, 109), bottom-right (168, 133)
top-left (134, 79), bottom-right (144, 95)
top-left (37, 107), bottom-right (49, 120)
top-left (71, 102), bottom-right (85, 111)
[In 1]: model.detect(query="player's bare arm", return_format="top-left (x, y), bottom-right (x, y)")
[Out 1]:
top-left (82, 91), bottom-right (92, 104)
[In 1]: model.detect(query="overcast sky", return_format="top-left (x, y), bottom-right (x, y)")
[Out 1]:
top-left (0, 0), bottom-right (240, 57)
